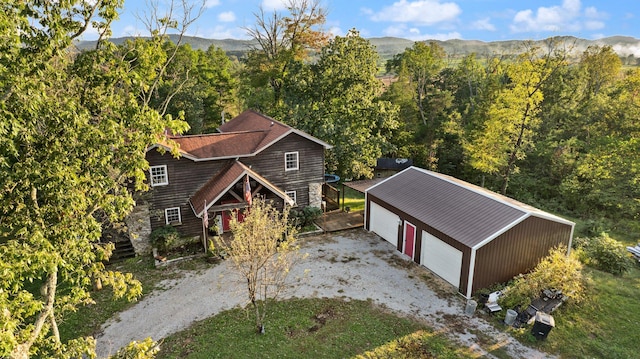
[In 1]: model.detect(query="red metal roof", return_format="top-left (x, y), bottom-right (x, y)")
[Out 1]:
top-left (190, 160), bottom-right (294, 217)
top-left (152, 110), bottom-right (331, 161)
top-left (367, 167), bottom-right (573, 249)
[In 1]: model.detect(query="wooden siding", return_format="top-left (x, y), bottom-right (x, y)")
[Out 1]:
top-left (145, 132), bottom-right (325, 238)
top-left (243, 132), bottom-right (325, 209)
top-left (472, 216), bottom-right (573, 294)
top-left (146, 150), bottom-right (227, 237)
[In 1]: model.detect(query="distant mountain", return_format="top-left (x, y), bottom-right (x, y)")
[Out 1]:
top-left (77, 35), bottom-right (640, 63)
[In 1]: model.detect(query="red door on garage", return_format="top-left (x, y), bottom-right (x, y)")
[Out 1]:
top-left (403, 221), bottom-right (416, 259)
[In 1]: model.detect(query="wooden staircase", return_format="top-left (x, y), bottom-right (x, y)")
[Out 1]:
top-left (110, 239), bottom-right (136, 261)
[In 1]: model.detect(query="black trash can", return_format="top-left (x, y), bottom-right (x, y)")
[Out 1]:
top-left (531, 311), bottom-right (555, 340)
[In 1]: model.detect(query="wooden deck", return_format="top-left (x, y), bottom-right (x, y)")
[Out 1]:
top-left (315, 210), bottom-right (364, 232)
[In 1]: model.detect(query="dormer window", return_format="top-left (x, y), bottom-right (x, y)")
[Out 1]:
top-left (150, 165), bottom-right (168, 186)
top-left (285, 152), bottom-right (299, 171)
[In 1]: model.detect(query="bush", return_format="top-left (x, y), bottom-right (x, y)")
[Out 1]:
top-left (292, 206), bottom-right (322, 229)
top-left (149, 225), bottom-right (179, 252)
top-left (574, 233), bottom-right (634, 276)
top-left (500, 245), bottom-right (585, 310)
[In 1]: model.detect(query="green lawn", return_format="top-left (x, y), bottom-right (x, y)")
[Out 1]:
top-left (341, 185), bottom-right (365, 212)
top-left (157, 298), bottom-right (474, 359)
top-left (528, 265), bottom-right (640, 359)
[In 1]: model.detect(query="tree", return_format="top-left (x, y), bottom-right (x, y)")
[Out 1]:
top-left (215, 198), bottom-right (304, 334)
top-left (243, 0), bottom-right (329, 111)
top-left (463, 42), bottom-right (566, 194)
top-left (286, 29), bottom-right (399, 179)
top-left (384, 41), bottom-right (456, 170)
top-left (0, 1), bottom-right (195, 357)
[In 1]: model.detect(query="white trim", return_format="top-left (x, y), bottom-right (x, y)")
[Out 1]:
top-left (403, 221), bottom-right (417, 259)
top-left (284, 151), bottom-right (299, 171)
top-left (466, 248), bottom-right (477, 299)
top-left (285, 190), bottom-right (297, 205)
top-left (365, 166), bottom-right (414, 193)
top-left (164, 207), bottom-right (181, 225)
top-left (150, 165), bottom-right (169, 186)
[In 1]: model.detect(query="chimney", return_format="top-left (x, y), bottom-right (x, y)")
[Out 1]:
top-left (221, 110), bottom-right (225, 126)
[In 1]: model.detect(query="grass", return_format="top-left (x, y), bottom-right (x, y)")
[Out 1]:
top-left (342, 186), bottom-right (365, 212)
top-left (157, 297), bottom-right (474, 359)
top-left (525, 265), bottom-right (640, 359)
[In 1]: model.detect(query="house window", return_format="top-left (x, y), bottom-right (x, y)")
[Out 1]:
top-left (150, 165), bottom-right (168, 186)
top-left (285, 190), bottom-right (297, 205)
top-left (284, 152), bottom-right (299, 171)
top-left (165, 207), bottom-right (181, 225)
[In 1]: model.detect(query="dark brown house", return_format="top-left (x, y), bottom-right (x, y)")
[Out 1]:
top-left (142, 110), bottom-right (332, 239)
top-left (364, 166), bottom-right (574, 299)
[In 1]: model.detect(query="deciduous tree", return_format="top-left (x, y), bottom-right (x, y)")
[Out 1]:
top-left (0, 1), bottom-right (195, 357)
top-left (215, 198), bottom-right (305, 334)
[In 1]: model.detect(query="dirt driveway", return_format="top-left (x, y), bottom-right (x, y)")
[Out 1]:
top-left (96, 229), bottom-right (555, 358)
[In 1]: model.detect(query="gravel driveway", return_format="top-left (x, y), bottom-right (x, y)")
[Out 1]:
top-left (96, 229), bottom-right (554, 358)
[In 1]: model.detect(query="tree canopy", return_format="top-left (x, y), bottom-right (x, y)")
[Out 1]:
top-left (0, 1), bottom-right (190, 357)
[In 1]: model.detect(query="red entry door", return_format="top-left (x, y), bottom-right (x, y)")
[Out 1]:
top-left (221, 200), bottom-right (246, 231)
top-left (403, 222), bottom-right (416, 259)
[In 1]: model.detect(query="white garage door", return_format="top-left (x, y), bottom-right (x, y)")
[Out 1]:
top-left (369, 201), bottom-right (399, 247)
top-left (421, 230), bottom-right (463, 288)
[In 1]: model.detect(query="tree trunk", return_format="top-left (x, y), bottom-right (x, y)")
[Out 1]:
top-left (501, 104), bottom-right (530, 195)
top-left (11, 270), bottom-right (58, 359)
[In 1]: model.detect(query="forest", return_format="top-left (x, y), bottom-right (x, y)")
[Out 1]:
top-left (0, 0), bottom-right (638, 357)
top-left (145, 4), bottom-right (639, 237)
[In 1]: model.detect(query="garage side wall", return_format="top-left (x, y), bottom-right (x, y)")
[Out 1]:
top-left (472, 216), bottom-right (573, 293)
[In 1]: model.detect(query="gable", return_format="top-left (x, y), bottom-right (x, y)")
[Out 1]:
top-left (367, 167), bottom-right (530, 248)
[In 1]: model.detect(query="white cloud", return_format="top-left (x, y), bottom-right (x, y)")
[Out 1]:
top-left (328, 26), bottom-right (344, 37)
top-left (370, 0), bottom-right (461, 26)
top-left (613, 43), bottom-right (640, 57)
top-left (203, 25), bottom-right (249, 40)
top-left (261, 0), bottom-right (286, 11)
top-left (218, 11), bottom-right (236, 22)
top-left (120, 25), bottom-right (145, 37)
top-left (584, 20), bottom-right (604, 30)
top-left (509, 0), bottom-right (607, 34)
top-left (471, 18), bottom-right (496, 31)
top-left (204, 0), bottom-right (220, 8)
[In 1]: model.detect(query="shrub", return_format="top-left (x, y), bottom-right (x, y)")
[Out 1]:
top-left (574, 233), bottom-right (634, 276)
top-left (149, 225), bottom-right (179, 252)
top-left (292, 206), bottom-right (322, 229)
top-left (500, 245), bottom-right (585, 309)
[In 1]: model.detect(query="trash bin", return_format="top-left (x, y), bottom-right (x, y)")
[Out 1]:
top-left (464, 300), bottom-right (477, 316)
top-left (504, 309), bottom-right (517, 325)
top-left (531, 311), bottom-right (555, 340)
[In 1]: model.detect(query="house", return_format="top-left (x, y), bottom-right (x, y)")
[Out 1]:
top-left (132, 110), bottom-right (332, 249)
top-left (364, 166), bottom-right (574, 299)
top-left (374, 157), bottom-right (413, 178)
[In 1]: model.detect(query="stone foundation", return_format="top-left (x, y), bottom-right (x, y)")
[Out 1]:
top-left (308, 182), bottom-right (322, 208)
top-left (125, 204), bottom-right (152, 255)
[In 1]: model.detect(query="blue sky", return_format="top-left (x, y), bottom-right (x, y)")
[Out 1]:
top-left (100, 0), bottom-right (639, 42)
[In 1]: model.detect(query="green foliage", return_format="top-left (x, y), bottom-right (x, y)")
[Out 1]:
top-left (0, 1), bottom-right (192, 357)
top-left (500, 246), bottom-right (585, 310)
top-left (149, 226), bottom-right (180, 252)
top-left (108, 337), bottom-right (159, 359)
top-left (291, 206), bottom-right (322, 229)
top-left (573, 233), bottom-right (635, 275)
top-left (285, 29), bottom-right (400, 179)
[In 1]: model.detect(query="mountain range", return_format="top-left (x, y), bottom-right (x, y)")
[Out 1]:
top-left (77, 35), bottom-right (640, 64)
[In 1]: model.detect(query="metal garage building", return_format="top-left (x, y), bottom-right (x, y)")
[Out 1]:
top-left (365, 166), bottom-right (575, 299)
